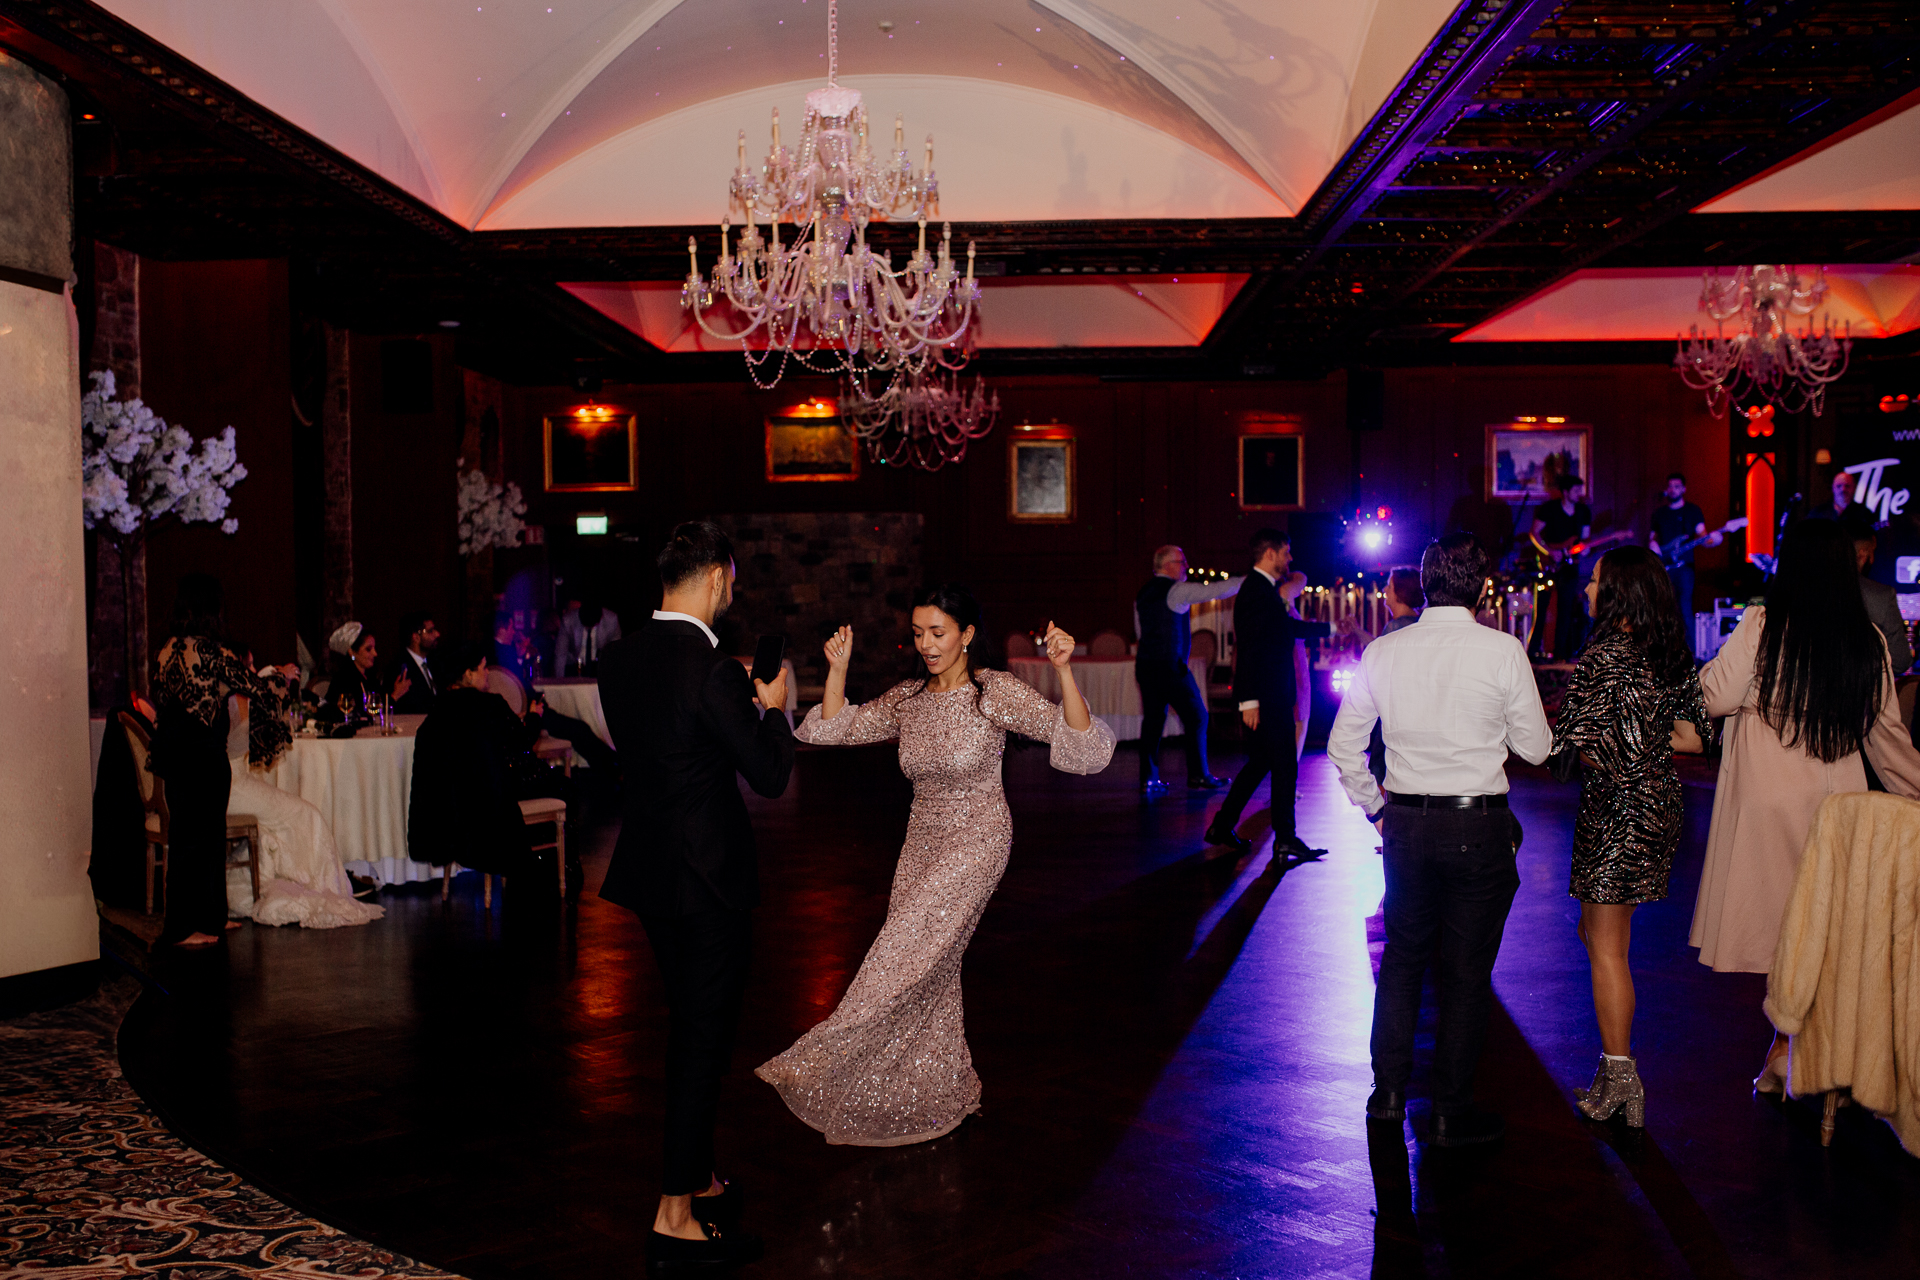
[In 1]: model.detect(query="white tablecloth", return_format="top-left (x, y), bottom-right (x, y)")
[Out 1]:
top-left (1004, 656), bottom-right (1211, 741)
top-left (262, 715), bottom-right (434, 886)
top-left (536, 661), bottom-right (798, 765)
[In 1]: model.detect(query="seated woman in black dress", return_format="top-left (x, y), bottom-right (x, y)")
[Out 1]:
top-left (150, 573), bottom-right (297, 948)
top-left (408, 643), bottom-right (572, 897)
top-left (322, 621), bottom-right (411, 722)
top-left (1550, 546), bottom-right (1706, 1126)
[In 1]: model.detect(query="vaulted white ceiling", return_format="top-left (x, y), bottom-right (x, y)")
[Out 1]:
top-left (96, 0), bottom-right (1460, 229)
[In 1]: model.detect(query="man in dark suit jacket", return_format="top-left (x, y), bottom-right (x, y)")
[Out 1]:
top-left (390, 611), bottom-right (440, 715)
top-left (1206, 527), bottom-right (1332, 857)
top-left (598, 521), bottom-right (792, 1273)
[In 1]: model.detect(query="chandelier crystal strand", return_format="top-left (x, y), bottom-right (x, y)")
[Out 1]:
top-left (681, 0), bottom-right (979, 393)
top-left (1673, 264), bottom-right (1852, 417)
top-left (842, 350), bottom-right (1002, 471)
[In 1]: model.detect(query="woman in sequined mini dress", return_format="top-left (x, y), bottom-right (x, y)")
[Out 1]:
top-left (1549, 546), bottom-right (1705, 1125)
top-left (757, 583), bottom-right (1115, 1146)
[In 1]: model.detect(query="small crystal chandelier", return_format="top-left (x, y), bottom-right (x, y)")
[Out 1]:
top-left (842, 352), bottom-right (1001, 471)
top-left (681, 0), bottom-right (980, 391)
top-left (1673, 265), bottom-right (1852, 417)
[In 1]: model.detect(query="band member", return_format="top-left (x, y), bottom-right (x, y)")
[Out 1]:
top-left (1531, 473), bottom-right (1592, 661)
top-left (1647, 472), bottom-right (1721, 629)
top-left (1810, 470), bottom-right (1874, 527)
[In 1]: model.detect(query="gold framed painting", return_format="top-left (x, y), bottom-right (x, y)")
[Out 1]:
top-left (1008, 425), bottom-right (1076, 523)
top-left (1238, 432), bottom-right (1304, 510)
top-left (1488, 421), bottom-right (1591, 500)
top-left (766, 399), bottom-right (859, 482)
top-left (544, 407), bottom-right (638, 492)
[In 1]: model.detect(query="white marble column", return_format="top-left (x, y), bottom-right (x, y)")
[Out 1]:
top-left (0, 51), bottom-right (97, 983)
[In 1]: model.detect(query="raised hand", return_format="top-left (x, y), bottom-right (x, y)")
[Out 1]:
top-left (1042, 621), bottom-right (1075, 669)
top-left (391, 670), bottom-right (413, 702)
top-left (754, 666), bottom-right (790, 715)
top-left (824, 625), bottom-right (853, 672)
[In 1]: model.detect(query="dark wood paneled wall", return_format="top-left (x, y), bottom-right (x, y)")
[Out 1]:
top-left (140, 259), bottom-right (297, 665)
top-left (121, 259), bottom-right (1734, 668)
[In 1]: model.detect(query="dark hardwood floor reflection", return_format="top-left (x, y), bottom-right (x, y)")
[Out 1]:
top-left (119, 743), bottom-right (1920, 1278)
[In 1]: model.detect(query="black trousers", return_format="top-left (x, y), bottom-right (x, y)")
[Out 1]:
top-left (1136, 661), bottom-right (1212, 781)
top-left (159, 747), bottom-right (232, 944)
top-left (640, 908), bottom-right (753, 1195)
top-left (1370, 805), bottom-right (1521, 1114)
top-left (536, 708), bottom-right (618, 778)
top-left (1214, 703), bottom-right (1300, 838)
top-left (1667, 565), bottom-right (1695, 638)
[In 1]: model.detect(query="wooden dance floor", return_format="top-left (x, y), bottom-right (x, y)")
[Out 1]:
top-left (120, 742), bottom-right (1920, 1278)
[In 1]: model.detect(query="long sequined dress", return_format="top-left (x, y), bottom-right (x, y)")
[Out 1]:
top-left (757, 668), bottom-right (1115, 1146)
top-left (1551, 630), bottom-right (1706, 904)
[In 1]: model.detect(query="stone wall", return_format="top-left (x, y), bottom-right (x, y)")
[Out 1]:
top-left (721, 513), bottom-right (924, 702)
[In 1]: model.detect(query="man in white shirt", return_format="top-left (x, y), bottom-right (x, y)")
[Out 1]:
top-left (1327, 532), bottom-right (1551, 1147)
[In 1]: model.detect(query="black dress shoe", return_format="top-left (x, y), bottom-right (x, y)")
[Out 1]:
top-left (690, 1180), bottom-right (742, 1229)
top-left (1365, 1088), bottom-right (1406, 1122)
top-left (1203, 823), bottom-right (1252, 852)
top-left (646, 1222), bottom-right (763, 1274)
top-left (1187, 773), bottom-right (1228, 790)
top-left (1275, 835), bottom-right (1329, 861)
top-left (1430, 1109), bottom-right (1504, 1148)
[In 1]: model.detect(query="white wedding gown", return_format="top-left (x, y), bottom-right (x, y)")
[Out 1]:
top-left (225, 704), bottom-right (384, 929)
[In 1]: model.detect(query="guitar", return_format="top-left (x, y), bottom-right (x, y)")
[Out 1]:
top-left (1657, 518), bottom-right (1747, 570)
top-left (1534, 528), bottom-right (1634, 567)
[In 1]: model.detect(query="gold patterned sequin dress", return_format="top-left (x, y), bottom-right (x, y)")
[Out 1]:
top-left (757, 669), bottom-right (1115, 1146)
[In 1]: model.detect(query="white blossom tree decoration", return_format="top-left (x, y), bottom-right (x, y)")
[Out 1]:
top-left (79, 369), bottom-right (249, 704)
top-left (81, 370), bottom-right (247, 538)
top-left (456, 464), bottom-right (527, 556)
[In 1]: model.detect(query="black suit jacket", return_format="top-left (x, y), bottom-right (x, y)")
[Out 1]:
top-left (597, 619), bottom-right (794, 916)
top-left (1230, 571), bottom-right (1331, 714)
top-left (391, 650), bottom-right (437, 715)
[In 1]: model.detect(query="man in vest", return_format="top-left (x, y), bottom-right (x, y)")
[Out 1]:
top-left (1134, 545), bottom-right (1244, 795)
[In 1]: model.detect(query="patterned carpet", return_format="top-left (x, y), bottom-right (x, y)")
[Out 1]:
top-left (0, 976), bottom-right (464, 1279)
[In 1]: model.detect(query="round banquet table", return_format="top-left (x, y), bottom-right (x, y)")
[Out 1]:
top-left (261, 715), bottom-right (437, 886)
top-left (1004, 655), bottom-right (1212, 741)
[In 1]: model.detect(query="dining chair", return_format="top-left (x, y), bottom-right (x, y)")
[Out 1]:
top-left (486, 666), bottom-right (528, 716)
top-left (1004, 632), bottom-right (1037, 658)
top-left (118, 712), bottom-right (262, 917)
top-left (440, 796), bottom-right (568, 908)
top-left (1089, 630), bottom-right (1129, 658)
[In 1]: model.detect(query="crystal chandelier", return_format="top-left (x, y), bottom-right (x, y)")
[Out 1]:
top-left (681, 0), bottom-right (980, 391)
top-left (842, 353), bottom-right (1001, 471)
top-left (1673, 265), bottom-right (1852, 417)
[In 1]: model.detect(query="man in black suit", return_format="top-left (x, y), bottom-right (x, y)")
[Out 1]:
top-left (391, 611), bottom-right (440, 715)
top-left (598, 521), bottom-right (792, 1273)
top-left (1205, 527), bottom-right (1331, 857)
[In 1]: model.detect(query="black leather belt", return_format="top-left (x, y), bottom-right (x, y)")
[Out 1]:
top-left (1385, 792), bottom-right (1509, 810)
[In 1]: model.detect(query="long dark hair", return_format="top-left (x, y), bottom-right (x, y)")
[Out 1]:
top-left (906, 581), bottom-right (988, 706)
top-left (169, 573), bottom-right (225, 640)
top-left (1587, 545), bottom-right (1693, 687)
top-left (1756, 519), bottom-right (1886, 763)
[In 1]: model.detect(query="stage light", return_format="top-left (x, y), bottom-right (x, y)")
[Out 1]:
top-left (1362, 529), bottom-right (1383, 550)
top-left (576, 514), bottom-right (609, 536)
top-left (1331, 667), bottom-right (1354, 695)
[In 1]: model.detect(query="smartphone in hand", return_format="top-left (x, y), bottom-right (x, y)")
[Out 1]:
top-left (750, 634), bottom-right (787, 685)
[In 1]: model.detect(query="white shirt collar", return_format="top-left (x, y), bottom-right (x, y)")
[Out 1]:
top-left (1417, 606), bottom-right (1475, 623)
top-left (1253, 565), bottom-right (1279, 584)
top-left (653, 609), bottom-right (717, 648)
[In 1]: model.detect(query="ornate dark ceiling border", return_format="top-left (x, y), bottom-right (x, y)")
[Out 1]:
top-left (1294, 0), bottom-right (1571, 245)
top-left (0, 0), bottom-right (466, 248)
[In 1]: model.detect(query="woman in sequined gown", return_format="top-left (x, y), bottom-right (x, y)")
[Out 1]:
top-left (757, 584), bottom-right (1115, 1146)
top-left (1549, 547), bottom-right (1705, 1123)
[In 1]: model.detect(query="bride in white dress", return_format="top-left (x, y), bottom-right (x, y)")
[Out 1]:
top-left (225, 694), bottom-right (384, 929)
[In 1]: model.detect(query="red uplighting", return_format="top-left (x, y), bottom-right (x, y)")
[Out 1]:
top-left (1882, 395), bottom-right (1913, 414)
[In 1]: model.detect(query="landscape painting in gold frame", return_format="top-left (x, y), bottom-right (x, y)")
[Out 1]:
top-left (766, 398), bottom-right (859, 483)
top-left (544, 407), bottom-right (638, 492)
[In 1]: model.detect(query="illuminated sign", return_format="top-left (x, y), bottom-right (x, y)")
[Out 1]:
top-left (576, 514), bottom-right (610, 536)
